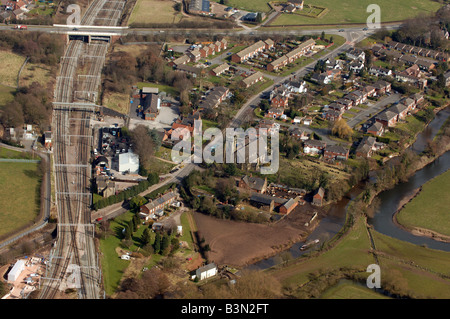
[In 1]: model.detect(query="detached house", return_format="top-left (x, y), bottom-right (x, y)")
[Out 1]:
top-left (324, 145), bottom-right (349, 161)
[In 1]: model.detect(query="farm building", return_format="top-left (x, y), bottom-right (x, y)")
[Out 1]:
top-left (194, 263), bottom-right (217, 281)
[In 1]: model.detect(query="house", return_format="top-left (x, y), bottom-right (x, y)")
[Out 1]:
top-left (324, 110), bottom-right (342, 122)
top-left (290, 127), bottom-right (308, 140)
top-left (328, 102), bottom-right (346, 114)
top-left (264, 39), bottom-right (274, 50)
top-left (96, 175), bottom-right (116, 198)
top-left (366, 122), bottom-right (385, 136)
top-left (198, 86), bottom-right (229, 111)
top-left (410, 93), bottom-right (424, 107)
top-left (416, 59), bottom-right (435, 72)
top-left (187, 49), bottom-right (202, 62)
top-left (140, 191), bottom-right (178, 216)
top-left (311, 72), bottom-right (332, 84)
top-left (240, 71), bottom-right (264, 88)
top-left (324, 145), bottom-right (349, 161)
top-left (303, 139), bottom-right (326, 155)
top-left (270, 94), bottom-right (289, 108)
top-left (266, 107), bottom-right (284, 119)
top-left (12, 8), bottom-right (25, 19)
top-left (346, 48), bottom-right (365, 61)
top-left (210, 63), bottom-right (229, 76)
top-left (239, 175), bottom-right (268, 193)
top-left (312, 187), bottom-right (325, 206)
top-left (349, 59), bottom-right (364, 72)
top-left (118, 152), bottom-right (139, 174)
top-left (376, 110), bottom-right (398, 127)
top-left (369, 66), bottom-right (392, 77)
top-left (170, 55), bottom-right (190, 67)
top-left (355, 136), bottom-right (377, 157)
top-left (231, 41), bottom-right (266, 63)
top-left (372, 80), bottom-right (391, 95)
top-left (267, 55), bottom-right (289, 72)
top-left (389, 103), bottom-right (409, 121)
top-left (284, 79), bottom-right (307, 93)
top-left (194, 263), bottom-right (217, 281)
top-left (399, 97), bottom-right (416, 111)
top-left (142, 93), bottom-right (160, 120)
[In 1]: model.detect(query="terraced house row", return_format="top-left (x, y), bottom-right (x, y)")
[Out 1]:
top-left (267, 39), bottom-right (316, 72)
top-left (231, 39), bottom-right (274, 63)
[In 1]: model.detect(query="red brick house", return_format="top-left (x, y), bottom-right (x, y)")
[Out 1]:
top-left (270, 94), bottom-right (289, 108)
top-left (266, 107), bottom-right (284, 119)
top-left (312, 187), bottom-right (325, 206)
top-left (140, 191), bottom-right (177, 216)
top-left (324, 145), bottom-right (349, 161)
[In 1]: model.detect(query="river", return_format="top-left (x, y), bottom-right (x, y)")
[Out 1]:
top-left (246, 107), bottom-right (450, 270)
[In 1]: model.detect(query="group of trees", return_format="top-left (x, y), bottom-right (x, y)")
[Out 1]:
top-left (92, 173), bottom-right (160, 211)
top-left (1, 82), bottom-right (53, 131)
top-left (0, 31), bottom-right (64, 66)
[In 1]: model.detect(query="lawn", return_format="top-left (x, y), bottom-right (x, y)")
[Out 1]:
top-left (212, 0), bottom-right (272, 13)
top-left (269, 0), bottom-right (442, 26)
top-left (0, 162), bottom-right (41, 239)
top-left (0, 50), bottom-right (26, 87)
top-left (128, 0), bottom-right (185, 25)
top-left (396, 170), bottom-right (450, 237)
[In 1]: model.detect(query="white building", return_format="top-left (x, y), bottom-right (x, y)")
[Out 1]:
top-left (118, 152), bottom-right (139, 175)
top-left (8, 259), bottom-right (26, 282)
top-left (194, 263), bottom-right (217, 281)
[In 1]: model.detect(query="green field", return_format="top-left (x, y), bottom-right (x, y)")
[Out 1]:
top-left (128, 0), bottom-right (182, 24)
top-left (0, 162), bottom-right (41, 239)
top-left (320, 279), bottom-right (390, 299)
top-left (0, 147), bottom-right (34, 159)
top-left (269, 0), bottom-right (442, 26)
top-left (396, 170), bottom-right (450, 237)
top-left (269, 215), bottom-right (450, 298)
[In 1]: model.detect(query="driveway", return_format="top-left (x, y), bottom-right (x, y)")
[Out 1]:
top-left (346, 93), bottom-right (402, 128)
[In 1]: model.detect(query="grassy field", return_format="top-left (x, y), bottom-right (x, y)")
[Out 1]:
top-left (0, 50), bottom-right (26, 87)
top-left (269, 0), bottom-right (443, 26)
top-left (268, 214), bottom-right (450, 299)
top-left (128, 0), bottom-right (185, 24)
top-left (0, 162), bottom-right (41, 239)
top-left (19, 63), bottom-right (54, 88)
top-left (320, 279), bottom-right (390, 299)
top-left (0, 147), bottom-right (35, 159)
top-left (396, 170), bottom-right (450, 237)
top-left (102, 91), bottom-right (130, 114)
top-left (0, 84), bottom-right (15, 106)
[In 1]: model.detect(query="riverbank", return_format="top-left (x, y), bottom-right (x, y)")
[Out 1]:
top-left (393, 169), bottom-right (450, 243)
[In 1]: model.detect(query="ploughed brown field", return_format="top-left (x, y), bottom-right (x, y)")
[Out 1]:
top-left (193, 204), bottom-right (325, 267)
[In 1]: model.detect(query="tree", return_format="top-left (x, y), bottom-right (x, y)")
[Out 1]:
top-left (124, 225), bottom-right (132, 240)
top-left (141, 227), bottom-right (152, 246)
top-left (153, 232), bottom-right (161, 254)
top-left (129, 195), bottom-right (146, 211)
top-left (331, 119), bottom-right (353, 141)
top-left (130, 125), bottom-right (155, 169)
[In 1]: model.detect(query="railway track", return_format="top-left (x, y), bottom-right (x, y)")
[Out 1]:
top-left (39, 0), bottom-right (127, 299)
